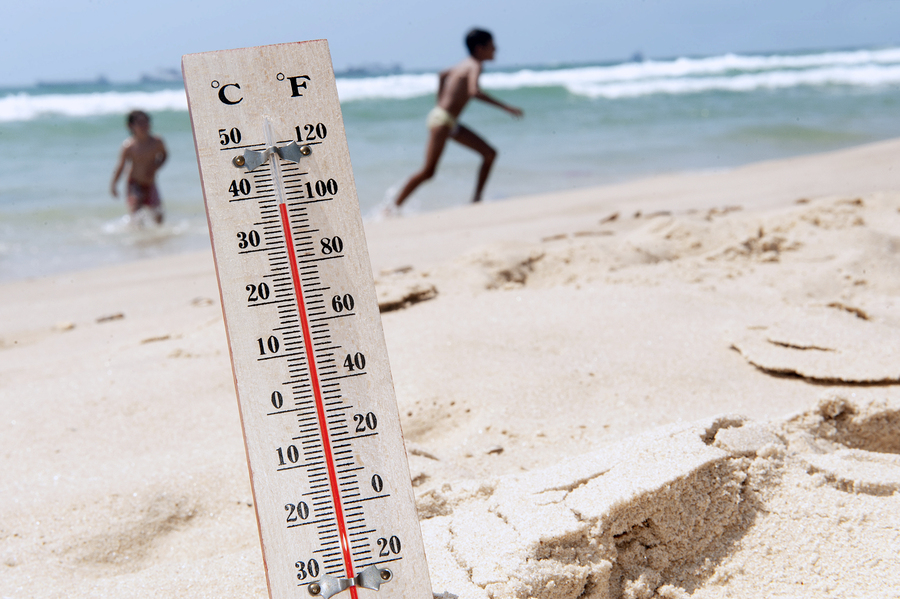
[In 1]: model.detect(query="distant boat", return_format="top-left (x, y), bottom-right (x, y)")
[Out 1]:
top-left (36, 75), bottom-right (110, 88)
top-left (140, 68), bottom-right (183, 84)
top-left (335, 63), bottom-right (402, 78)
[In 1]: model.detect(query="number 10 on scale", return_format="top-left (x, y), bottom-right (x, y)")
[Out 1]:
top-left (182, 41), bottom-right (432, 599)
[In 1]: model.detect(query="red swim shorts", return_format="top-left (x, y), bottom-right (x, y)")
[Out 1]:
top-left (127, 179), bottom-right (161, 211)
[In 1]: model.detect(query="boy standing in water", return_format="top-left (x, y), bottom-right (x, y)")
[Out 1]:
top-left (391, 28), bottom-right (523, 211)
top-left (111, 110), bottom-right (167, 224)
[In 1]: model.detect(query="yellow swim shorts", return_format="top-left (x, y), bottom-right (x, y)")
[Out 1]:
top-left (426, 106), bottom-right (457, 130)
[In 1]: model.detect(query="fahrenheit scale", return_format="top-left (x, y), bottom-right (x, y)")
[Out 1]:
top-left (182, 41), bottom-right (432, 599)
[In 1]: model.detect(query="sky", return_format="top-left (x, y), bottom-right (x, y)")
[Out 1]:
top-left (2, 0), bottom-right (899, 86)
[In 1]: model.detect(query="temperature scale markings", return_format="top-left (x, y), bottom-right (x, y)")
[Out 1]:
top-left (267, 407), bottom-right (308, 416)
top-left (259, 353), bottom-right (304, 362)
top-left (219, 142), bottom-right (266, 151)
top-left (279, 201), bottom-right (360, 599)
top-left (247, 300), bottom-right (282, 308)
top-left (288, 517), bottom-right (332, 529)
top-left (183, 46), bottom-right (432, 591)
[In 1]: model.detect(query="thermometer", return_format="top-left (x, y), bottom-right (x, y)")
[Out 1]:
top-left (182, 41), bottom-right (432, 599)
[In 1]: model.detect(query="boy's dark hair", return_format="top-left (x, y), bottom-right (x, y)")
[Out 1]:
top-left (465, 28), bottom-right (493, 56)
top-left (127, 110), bottom-right (150, 127)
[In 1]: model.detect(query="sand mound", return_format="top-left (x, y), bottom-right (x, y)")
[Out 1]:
top-left (419, 397), bottom-right (900, 599)
top-left (731, 307), bottom-right (900, 383)
top-left (375, 266), bottom-right (439, 312)
top-left (417, 194), bottom-right (900, 299)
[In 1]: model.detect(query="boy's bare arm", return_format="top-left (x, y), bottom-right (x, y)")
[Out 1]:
top-left (154, 138), bottom-right (168, 169)
top-left (437, 69), bottom-right (448, 98)
top-left (466, 60), bottom-right (482, 97)
top-left (110, 144), bottom-right (130, 197)
top-left (474, 88), bottom-right (524, 118)
top-left (466, 60), bottom-right (523, 117)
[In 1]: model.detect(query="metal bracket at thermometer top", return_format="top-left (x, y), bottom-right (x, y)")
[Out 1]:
top-left (182, 41), bottom-right (432, 599)
top-left (233, 139), bottom-right (312, 172)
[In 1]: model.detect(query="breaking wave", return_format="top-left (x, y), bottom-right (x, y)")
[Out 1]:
top-left (3, 47), bottom-right (900, 121)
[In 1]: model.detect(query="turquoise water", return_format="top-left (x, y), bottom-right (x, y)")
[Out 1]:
top-left (2, 47), bottom-right (900, 282)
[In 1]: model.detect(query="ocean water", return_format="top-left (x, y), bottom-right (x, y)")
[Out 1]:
top-left (2, 46), bottom-right (900, 282)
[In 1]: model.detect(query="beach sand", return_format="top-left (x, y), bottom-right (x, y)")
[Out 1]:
top-left (2, 138), bottom-right (900, 598)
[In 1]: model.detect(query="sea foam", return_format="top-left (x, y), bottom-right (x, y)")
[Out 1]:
top-left (0, 89), bottom-right (187, 122)
top-left (571, 63), bottom-right (900, 99)
top-left (2, 47), bottom-right (900, 121)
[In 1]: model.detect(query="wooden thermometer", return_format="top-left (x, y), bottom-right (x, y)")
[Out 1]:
top-left (182, 41), bottom-right (432, 599)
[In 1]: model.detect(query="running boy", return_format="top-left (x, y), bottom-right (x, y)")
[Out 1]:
top-left (111, 110), bottom-right (167, 224)
top-left (392, 28), bottom-right (523, 210)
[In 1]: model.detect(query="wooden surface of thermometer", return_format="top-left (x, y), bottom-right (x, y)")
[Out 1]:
top-left (182, 40), bottom-right (432, 599)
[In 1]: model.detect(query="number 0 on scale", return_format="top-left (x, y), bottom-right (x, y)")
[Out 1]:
top-left (182, 41), bottom-right (432, 599)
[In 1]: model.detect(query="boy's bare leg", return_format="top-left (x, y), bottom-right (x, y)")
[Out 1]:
top-left (451, 125), bottom-right (496, 202)
top-left (126, 193), bottom-right (141, 219)
top-left (394, 126), bottom-right (452, 207)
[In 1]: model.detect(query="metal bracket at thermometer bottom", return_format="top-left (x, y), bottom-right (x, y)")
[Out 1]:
top-left (308, 565), bottom-right (393, 599)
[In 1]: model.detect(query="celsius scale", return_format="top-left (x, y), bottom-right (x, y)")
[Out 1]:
top-left (182, 41), bottom-right (432, 599)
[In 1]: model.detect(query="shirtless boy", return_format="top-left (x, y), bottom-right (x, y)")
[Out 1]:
top-left (111, 110), bottom-right (167, 224)
top-left (392, 28), bottom-right (523, 210)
